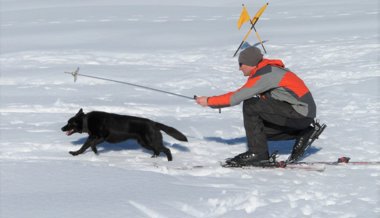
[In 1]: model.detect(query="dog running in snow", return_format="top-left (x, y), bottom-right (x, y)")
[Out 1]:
top-left (61, 109), bottom-right (187, 161)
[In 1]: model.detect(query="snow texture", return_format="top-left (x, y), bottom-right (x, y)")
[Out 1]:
top-left (1, 0), bottom-right (379, 217)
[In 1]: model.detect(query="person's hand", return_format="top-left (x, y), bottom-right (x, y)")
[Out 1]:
top-left (195, 96), bottom-right (208, 107)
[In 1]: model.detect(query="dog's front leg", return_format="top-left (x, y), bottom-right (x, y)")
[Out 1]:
top-left (90, 138), bottom-right (104, 154)
top-left (69, 143), bottom-right (91, 156)
top-left (69, 137), bottom-right (102, 156)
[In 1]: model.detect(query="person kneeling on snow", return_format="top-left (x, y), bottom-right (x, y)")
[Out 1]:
top-left (196, 46), bottom-right (317, 166)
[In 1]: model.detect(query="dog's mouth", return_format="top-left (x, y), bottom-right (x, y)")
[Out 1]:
top-left (65, 129), bottom-right (75, 136)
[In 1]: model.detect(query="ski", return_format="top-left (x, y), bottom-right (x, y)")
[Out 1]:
top-left (221, 148), bottom-right (327, 171)
top-left (221, 157), bottom-right (327, 172)
top-left (278, 163), bottom-right (326, 172)
top-left (154, 163), bottom-right (326, 172)
top-left (295, 157), bottom-right (380, 166)
top-left (221, 156), bottom-right (380, 172)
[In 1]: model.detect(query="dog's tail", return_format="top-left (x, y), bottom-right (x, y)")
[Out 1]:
top-left (155, 122), bottom-right (188, 142)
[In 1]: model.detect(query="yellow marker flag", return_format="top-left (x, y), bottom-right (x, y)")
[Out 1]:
top-left (233, 3), bottom-right (269, 57)
top-left (237, 5), bottom-right (251, 29)
top-left (251, 3), bottom-right (268, 25)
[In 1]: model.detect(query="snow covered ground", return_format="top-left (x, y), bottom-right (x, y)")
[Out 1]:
top-left (1, 0), bottom-right (379, 217)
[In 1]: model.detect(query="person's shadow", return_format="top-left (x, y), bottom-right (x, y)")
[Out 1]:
top-left (204, 136), bottom-right (321, 159)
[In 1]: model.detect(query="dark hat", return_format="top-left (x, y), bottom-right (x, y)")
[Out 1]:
top-left (238, 47), bottom-right (263, 67)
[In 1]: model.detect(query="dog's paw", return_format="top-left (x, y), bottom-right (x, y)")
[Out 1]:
top-left (69, 151), bottom-right (78, 156)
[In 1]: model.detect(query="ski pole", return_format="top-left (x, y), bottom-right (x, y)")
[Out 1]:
top-left (64, 67), bottom-right (195, 100)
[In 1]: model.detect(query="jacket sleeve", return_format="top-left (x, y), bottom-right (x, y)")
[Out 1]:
top-left (207, 76), bottom-right (272, 108)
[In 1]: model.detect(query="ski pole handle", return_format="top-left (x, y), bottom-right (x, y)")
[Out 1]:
top-left (194, 95), bottom-right (221, 113)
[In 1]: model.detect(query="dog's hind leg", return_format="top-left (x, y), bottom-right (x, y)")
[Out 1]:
top-left (150, 131), bottom-right (173, 161)
top-left (137, 137), bottom-right (161, 159)
top-left (155, 132), bottom-right (173, 161)
top-left (153, 133), bottom-right (173, 161)
top-left (151, 150), bottom-right (160, 158)
top-left (161, 147), bottom-right (172, 161)
top-left (149, 144), bottom-right (172, 161)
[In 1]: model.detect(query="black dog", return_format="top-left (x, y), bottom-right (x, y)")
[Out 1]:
top-left (61, 109), bottom-right (187, 161)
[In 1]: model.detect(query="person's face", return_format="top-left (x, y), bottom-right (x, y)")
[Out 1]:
top-left (239, 63), bottom-right (256, 76)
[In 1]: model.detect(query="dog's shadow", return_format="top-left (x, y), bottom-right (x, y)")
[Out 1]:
top-left (70, 137), bottom-right (190, 155)
top-left (204, 136), bottom-right (321, 159)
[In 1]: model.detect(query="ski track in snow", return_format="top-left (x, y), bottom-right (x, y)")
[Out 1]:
top-left (1, 0), bottom-right (379, 217)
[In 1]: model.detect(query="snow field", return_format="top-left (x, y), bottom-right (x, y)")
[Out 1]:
top-left (1, 0), bottom-right (379, 217)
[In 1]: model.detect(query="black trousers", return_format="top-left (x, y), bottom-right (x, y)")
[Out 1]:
top-left (243, 97), bottom-right (314, 154)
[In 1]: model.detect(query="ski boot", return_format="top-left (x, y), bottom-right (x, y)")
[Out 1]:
top-left (224, 151), bottom-right (269, 167)
top-left (287, 120), bottom-right (327, 163)
top-left (223, 151), bottom-right (285, 168)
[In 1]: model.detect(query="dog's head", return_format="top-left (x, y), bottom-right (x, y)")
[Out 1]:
top-left (61, 108), bottom-right (85, 136)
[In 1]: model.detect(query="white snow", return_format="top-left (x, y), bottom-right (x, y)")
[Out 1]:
top-left (1, 0), bottom-right (379, 217)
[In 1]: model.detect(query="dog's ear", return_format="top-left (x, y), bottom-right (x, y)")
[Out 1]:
top-left (77, 108), bottom-right (84, 115)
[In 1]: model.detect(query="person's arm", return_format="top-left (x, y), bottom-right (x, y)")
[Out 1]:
top-left (207, 76), bottom-right (264, 108)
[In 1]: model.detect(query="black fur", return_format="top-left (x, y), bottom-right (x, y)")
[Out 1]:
top-left (61, 109), bottom-right (187, 161)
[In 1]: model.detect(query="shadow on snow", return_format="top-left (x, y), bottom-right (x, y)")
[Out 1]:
top-left (204, 136), bottom-right (321, 160)
top-left (70, 137), bottom-right (190, 155)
